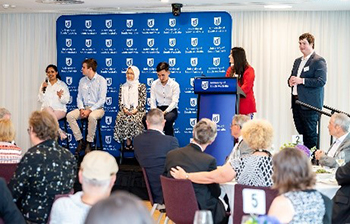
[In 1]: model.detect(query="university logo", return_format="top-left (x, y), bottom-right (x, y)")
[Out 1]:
top-left (147, 58), bottom-right (154, 67)
top-left (169, 18), bottom-right (176, 27)
top-left (213, 57), bottom-right (220, 67)
top-left (105, 136), bottom-right (112, 144)
top-left (213, 37), bottom-right (221, 46)
top-left (191, 57), bottom-right (198, 67)
top-left (190, 118), bottom-right (197, 128)
top-left (147, 78), bottom-right (154, 87)
top-left (65, 38), bottom-right (72, 48)
top-left (106, 97), bottom-right (112, 105)
top-left (147, 38), bottom-right (154, 48)
top-left (126, 38), bottom-right (133, 48)
top-left (126, 19), bottom-right (133, 28)
top-left (106, 78), bottom-right (112, 86)
top-left (106, 58), bottom-right (112, 67)
top-left (66, 76), bottom-right (73, 85)
top-left (169, 58), bottom-right (176, 67)
top-left (191, 37), bottom-right (198, 47)
top-left (85, 39), bottom-right (92, 48)
top-left (105, 19), bottom-right (112, 28)
top-left (147, 98), bottom-right (151, 106)
top-left (214, 17), bottom-right (221, 26)
top-left (126, 58), bottom-right (133, 67)
top-left (169, 38), bottom-right (176, 47)
top-left (67, 133), bottom-right (72, 143)
top-left (212, 114), bottom-right (220, 124)
top-left (190, 98), bottom-right (197, 107)
top-left (147, 19), bottom-right (155, 28)
top-left (105, 116), bottom-right (112, 125)
top-left (68, 96), bottom-right (73, 104)
top-left (85, 20), bottom-right (92, 29)
top-left (191, 18), bottom-right (198, 27)
top-left (65, 57), bottom-right (72, 66)
top-left (201, 81), bottom-right (209, 90)
top-left (190, 78), bottom-right (194, 87)
top-left (65, 20), bottom-right (71, 29)
top-left (105, 39), bottom-right (112, 48)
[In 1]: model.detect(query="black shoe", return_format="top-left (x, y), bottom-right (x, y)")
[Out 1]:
top-left (85, 142), bottom-right (92, 154)
top-left (75, 140), bottom-right (85, 156)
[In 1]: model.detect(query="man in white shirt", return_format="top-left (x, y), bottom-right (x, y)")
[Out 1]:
top-left (67, 58), bottom-right (107, 154)
top-left (49, 151), bottom-right (118, 224)
top-left (315, 113), bottom-right (350, 168)
top-left (150, 62), bottom-right (180, 136)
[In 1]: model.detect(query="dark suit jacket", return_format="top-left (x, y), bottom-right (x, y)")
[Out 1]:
top-left (165, 143), bottom-right (227, 224)
top-left (288, 52), bottom-right (327, 109)
top-left (134, 129), bottom-right (179, 204)
top-left (320, 133), bottom-right (350, 168)
top-left (333, 161), bottom-right (350, 223)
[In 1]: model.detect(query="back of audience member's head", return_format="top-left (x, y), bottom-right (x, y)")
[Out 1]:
top-left (193, 118), bottom-right (217, 145)
top-left (84, 191), bottom-right (153, 224)
top-left (0, 108), bottom-right (11, 120)
top-left (332, 112), bottom-right (350, 132)
top-left (80, 151), bottom-right (119, 193)
top-left (241, 119), bottom-right (273, 150)
top-left (0, 119), bottom-right (15, 142)
top-left (272, 147), bottom-right (315, 194)
top-left (29, 110), bottom-right (59, 141)
top-left (146, 108), bottom-right (164, 127)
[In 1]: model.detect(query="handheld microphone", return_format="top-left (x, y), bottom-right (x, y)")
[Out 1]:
top-left (43, 77), bottom-right (48, 93)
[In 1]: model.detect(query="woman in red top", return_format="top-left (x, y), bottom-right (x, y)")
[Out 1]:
top-left (225, 47), bottom-right (256, 116)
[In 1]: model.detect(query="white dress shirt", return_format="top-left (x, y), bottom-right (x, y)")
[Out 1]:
top-left (38, 79), bottom-right (70, 112)
top-left (150, 78), bottom-right (180, 113)
top-left (77, 73), bottom-right (107, 111)
top-left (292, 50), bottom-right (314, 95)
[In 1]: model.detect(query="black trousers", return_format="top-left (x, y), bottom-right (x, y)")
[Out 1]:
top-left (158, 106), bottom-right (178, 136)
top-left (292, 95), bottom-right (319, 149)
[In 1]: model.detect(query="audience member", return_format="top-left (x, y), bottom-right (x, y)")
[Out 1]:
top-left (0, 119), bottom-right (22, 164)
top-left (50, 151), bottom-right (118, 224)
top-left (165, 118), bottom-right (228, 224)
top-left (38, 64), bottom-right (70, 140)
top-left (0, 107), bottom-right (11, 120)
top-left (332, 160), bottom-right (350, 223)
top-left (8, 110), bottom-right (76, 224)
top-left (150, 62), bottom-right (180, 136)
top-left (134, 108), bottom-right (179, 204)
top-left (67, 58), bottom-right (107, 154)
top-left (315, 113), bottom-right (350, 168)
top-left (268, 147), bottom-right (332, 224)
top-left (0, 177), bottom-right (26, 224)
top-left (226, 114), bottom-right (252, 161)
top-left (171, 119), bottom-right (274, 187)
top-left (84, 191), bottom-right (153, 224)
top-left (114, 66), bottom-right (146, 150)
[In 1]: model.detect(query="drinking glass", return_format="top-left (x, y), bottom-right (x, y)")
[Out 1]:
top-left (336, 151), bottom-right (345, 166)
top-left (193, 210), bottom-right (213, 224)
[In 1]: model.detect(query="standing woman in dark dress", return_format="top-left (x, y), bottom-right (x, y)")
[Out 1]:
top-left (113, 66), bottom-right (146, 150)
top-left (225, 47), bottom-right (256, 117)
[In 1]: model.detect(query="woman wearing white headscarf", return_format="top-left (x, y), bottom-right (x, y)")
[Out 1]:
top-left (113, 66), bottom-right (146, 150)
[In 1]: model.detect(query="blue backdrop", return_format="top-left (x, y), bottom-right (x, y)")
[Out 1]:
top-left (56, 12), bottom-right (232, 157)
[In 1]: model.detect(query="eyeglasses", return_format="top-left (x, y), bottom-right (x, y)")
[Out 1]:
top-left (27, 127), bottom-right (31, 135)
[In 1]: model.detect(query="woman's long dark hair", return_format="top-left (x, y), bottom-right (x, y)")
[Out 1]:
top-left (230, 47), bottom-right (249, 85)
top-left (45, 64), bottom-right (62, 80)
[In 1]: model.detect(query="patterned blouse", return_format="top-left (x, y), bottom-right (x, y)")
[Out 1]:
top-left (230, 154), bottom-right (273, 187)
top-left (284, 190), bottom-right (329, 224)
top-left (0, 141), bottom-right (22, 163)
top-left (8, 139), bottom-right (77, 224)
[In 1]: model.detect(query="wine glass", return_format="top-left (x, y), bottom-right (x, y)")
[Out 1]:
top-left (193, 210), bottom-right (213, 224)
top-left (336, 151), bottom-right (345, 166)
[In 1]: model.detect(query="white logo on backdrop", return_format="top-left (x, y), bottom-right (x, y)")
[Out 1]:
top-left (169, 38), bottom-right (176, 47)
top-left (191, 57), bottom-right (198, 67)
top-left (106, 78), bottom-right (112, 86)
top-left (213, 37), bottom-right (221, 46)
top-left (105, 39), bottom-right (112, 48)
top-left (191, 38), bottom-right (198, 47)
top-left (106, 97), bottom-right (112, 105)
top-left (190, 78), bottom-right (194, 87)
top-left (105, 116), bottom-right (112, 125)
top-left (201, 81), bottom-right (209, 90)
top-left (190, 118), bottom-right (197, 127)
top-left (85, 20), bottom-right (92, 29)
top-left (169, 58), bottom-right (176, 67)
top-left (214, 17), bottom-right (221, 26)
top-left (190, 98), bottom-right (197, 107)
top-left (66, 58), bottom-right (72, 66)
top-left (147, 98), bottom-right (151, 106)
top-left (213, 57), bottom-right (220, 66)
top-left (147, 58), bottom-right (154, 67)
top-left (126, 38), bottom-right (133, 47)
top-left (212, 114), bottom-right (220, 124)
top-left (126, 19), bottom-right (133, 28)
top-left (65, 20), bottom-right (71, 28)
top-left (191, 18), bottom-right (198, 27)
top-left (67, 133), bottom-right (72, 142)
top-left (105, 136), bottom-right (112, 144)
top-left (66, 77), bottom-right (73, 85)
top-left (68, 96), bottom-right (73, 104)
top-left (106, 58), bottom-right (112, 67)
top-left (85, 39), bottom-right (92, 48)
top-left (66, 39), bottom-right (72, 47)
top-left (105, 19), bottom-right (112, 28)
top-left (169, 18), bottom-right (176, 27)
top-left (147, 38), bottom-right (154, 47)
top-left (126, 58), bottom-right (133, 67)
top-left (147, 19), bottom-right (155, 28)
top-left (147, 78), bottom-right (154, 87)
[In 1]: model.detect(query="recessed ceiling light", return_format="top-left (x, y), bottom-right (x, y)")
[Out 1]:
top-left (264, 5), bottom-right (292, 9)
top-left (37, 0), bottom-right (84, 4)
top-left (2, 4), bottom-right (10, 9)
top-left (160, 0), bottom-right (169, 2)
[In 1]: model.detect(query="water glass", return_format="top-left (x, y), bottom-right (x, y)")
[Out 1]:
top-left (193, 210), bottom-right (213, 224)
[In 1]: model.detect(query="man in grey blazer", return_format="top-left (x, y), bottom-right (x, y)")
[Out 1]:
top-left (315, 113), bottom-right (350, 168)
top-left (288, 33), bottom-right (327, 149)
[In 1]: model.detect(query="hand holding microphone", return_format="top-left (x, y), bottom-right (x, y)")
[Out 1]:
top-left (42, 78), bottom-right (48, 93)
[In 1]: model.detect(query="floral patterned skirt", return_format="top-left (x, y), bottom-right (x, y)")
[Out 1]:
top-left (113, 111), bottom-right (145, 143)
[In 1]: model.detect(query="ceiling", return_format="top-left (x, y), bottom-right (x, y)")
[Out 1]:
top-left (0, 0), bottom-right (349, 14)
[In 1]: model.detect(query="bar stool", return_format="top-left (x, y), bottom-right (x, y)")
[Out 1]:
top-left (80, 118), bottom-right (103, 150)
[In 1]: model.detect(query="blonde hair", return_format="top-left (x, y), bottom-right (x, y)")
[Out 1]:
top-left (241, 119), bottom-right (273, 150)
top-left (0, 119), bottom-right (15, 142)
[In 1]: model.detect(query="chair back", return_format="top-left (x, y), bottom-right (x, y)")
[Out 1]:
top-left (142, 167), bottom-right (155, 206)
top-left (0, 163), bottom-right (18, 184)
top-left (160, 176), bottom-right (199, 224)
top-left (233, 184), bottom-right (278, 224)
